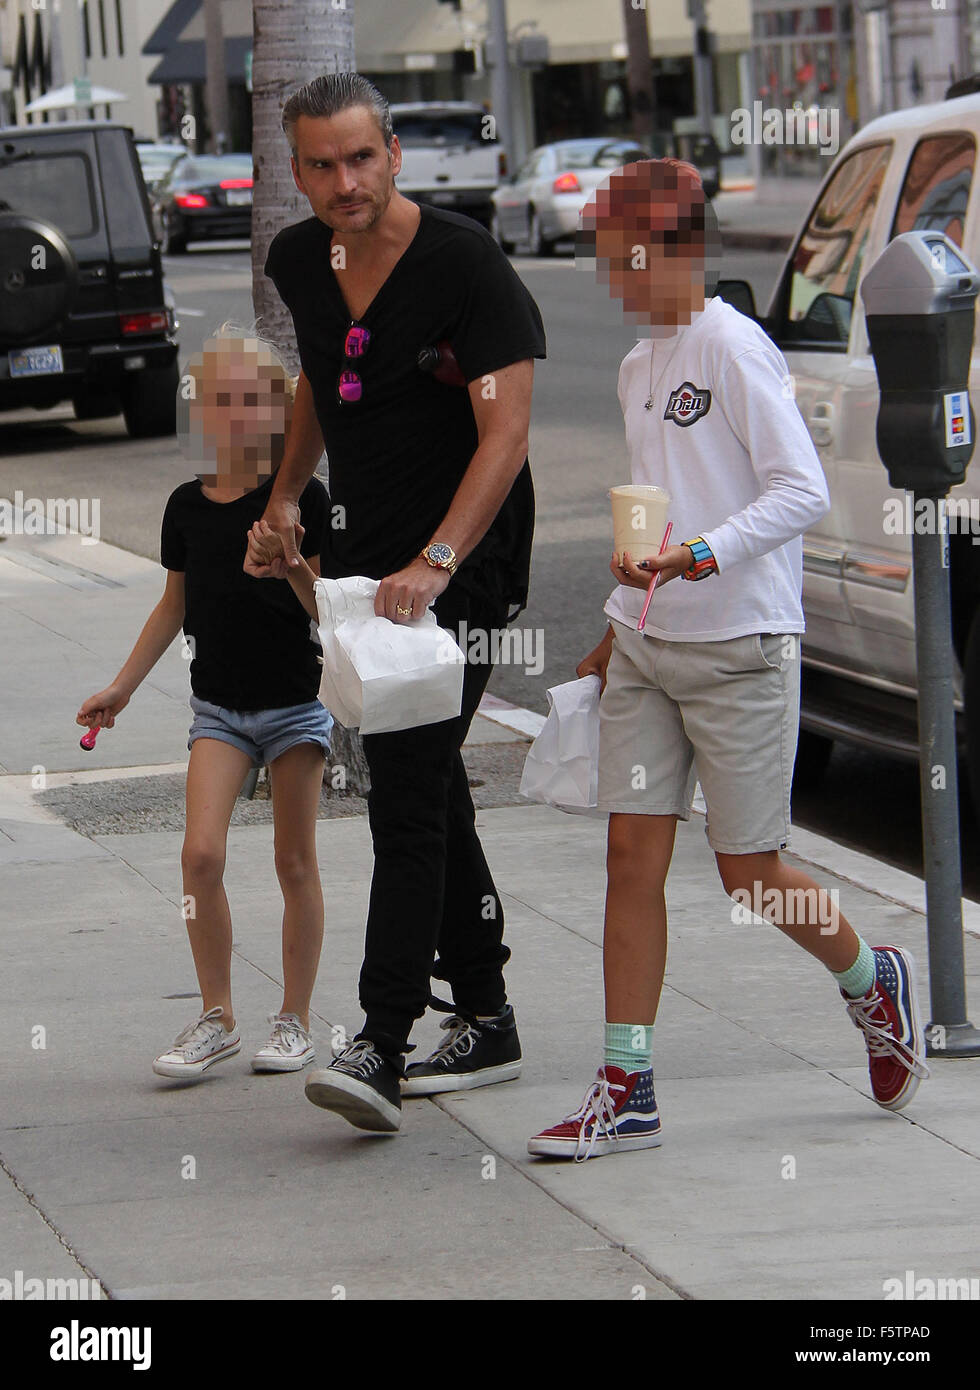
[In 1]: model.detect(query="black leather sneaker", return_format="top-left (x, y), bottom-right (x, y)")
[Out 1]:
top-left (402, 1005), bottom-right (522, 1096)
top-left (305, 1039), bottom-right (402, 1131)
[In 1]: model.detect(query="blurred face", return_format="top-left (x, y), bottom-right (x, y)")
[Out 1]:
top-left (290, 107), bottom-right (401, 234)
top-left (581, 162), bottom-right (707, 330)
top-left (188, 342), bottom-right (293, 488)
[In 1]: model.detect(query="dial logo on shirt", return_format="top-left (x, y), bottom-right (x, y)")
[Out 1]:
top-left (664, 382), bottom-right (711, 427)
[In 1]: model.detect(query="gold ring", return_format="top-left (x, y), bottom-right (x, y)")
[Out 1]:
top-left (396, 604), bottom-right (413, 616)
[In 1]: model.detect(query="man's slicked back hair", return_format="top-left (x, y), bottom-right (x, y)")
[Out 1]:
top-left (282, 73), bottom-right (393, 156)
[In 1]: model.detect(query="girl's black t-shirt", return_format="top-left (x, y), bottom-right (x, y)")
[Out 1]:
top-left (263, 204), bottom-right (546, 614)
top-left (160, 472), bottom-right (327, 711)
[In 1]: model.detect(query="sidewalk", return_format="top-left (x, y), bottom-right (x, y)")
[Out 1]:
top-left (2, 520), bottom-right (979, 1301)
top-left (715, 176), bottom-right (823, 252)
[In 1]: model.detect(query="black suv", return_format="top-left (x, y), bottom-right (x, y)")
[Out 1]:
top-left (0, 121), bottom-right (178, 437)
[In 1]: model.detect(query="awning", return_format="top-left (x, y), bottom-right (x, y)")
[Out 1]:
top-left (147, 36), bottom-right (252, 86)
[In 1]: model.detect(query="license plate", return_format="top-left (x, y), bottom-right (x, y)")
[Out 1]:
top-left (9, 345), bottom-right (64, 378)
top-left (224, 190), bottom-right (252, 207)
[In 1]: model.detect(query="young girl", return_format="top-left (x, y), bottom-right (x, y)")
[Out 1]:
top-left (77, 326), bottom-right (333, 1080)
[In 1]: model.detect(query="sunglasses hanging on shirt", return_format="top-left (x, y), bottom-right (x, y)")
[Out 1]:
top-left (337, 322), bottom-right (371, 404)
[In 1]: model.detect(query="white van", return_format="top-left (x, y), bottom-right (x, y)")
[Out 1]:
top-left (729, 92), bottom-right (980, 815)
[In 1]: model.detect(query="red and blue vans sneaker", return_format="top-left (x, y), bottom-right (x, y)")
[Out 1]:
top-left (527, 1065), bottom-right (662, 1162)
top-left (842, 945), bottom-right (930, 1110)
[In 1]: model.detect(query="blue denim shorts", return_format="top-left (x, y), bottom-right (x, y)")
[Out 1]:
top-left (187, 695), bottom-right (334, 769)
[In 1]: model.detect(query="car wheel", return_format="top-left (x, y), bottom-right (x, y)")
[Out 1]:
top-left (792, 728), bottom-right (834, 794)
top-left (72, 390), bottom-right (122, 422)
top-left (122, 361), bottom-right (179, 438)
top-left (490, 210), bottom-right (515, 255)
top-left (527, 207), bottom-right (553, 258)
top-left (163, 215), bottom-right (188, 255)
top-left (965, 610), bottom-right (980, 817)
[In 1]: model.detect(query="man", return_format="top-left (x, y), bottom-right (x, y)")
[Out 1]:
top-left (249, 73), bottom-right (546, 1133)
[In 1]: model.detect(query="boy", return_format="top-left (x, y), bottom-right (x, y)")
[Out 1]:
top-left (528, 159), bottom-right (929, 1162)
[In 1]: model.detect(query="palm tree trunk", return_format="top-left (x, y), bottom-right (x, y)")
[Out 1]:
top-left (250, 0), bottom-right (369, 797)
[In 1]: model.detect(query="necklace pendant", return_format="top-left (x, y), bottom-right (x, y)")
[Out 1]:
top-left (644, 396), bottom-right (655, 411)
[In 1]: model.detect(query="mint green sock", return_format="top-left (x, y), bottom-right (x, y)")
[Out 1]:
top-left (831, 936), bottom-right (876, 998)
top-left (604, 1022), bottom-right (654, 1074)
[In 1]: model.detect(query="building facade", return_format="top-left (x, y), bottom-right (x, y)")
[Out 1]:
top-left (749, 0), bottom-right (971, 177)
top-left (0, 0), bottom-right (173, 133)
top-left (137, 0), bottom-right (753, 169)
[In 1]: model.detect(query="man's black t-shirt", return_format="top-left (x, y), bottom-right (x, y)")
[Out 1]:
top-left (160, 472), bottom-right (326, 711)
top-left (264, 205), bottom-right (546, 614)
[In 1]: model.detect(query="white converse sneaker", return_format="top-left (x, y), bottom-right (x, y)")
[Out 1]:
top-left (153, 1006), bottom-right (241, 1079)
top-left (251, 1013), bottom-right (315, 1073)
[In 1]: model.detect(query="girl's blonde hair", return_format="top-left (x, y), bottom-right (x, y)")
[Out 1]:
top-left (178, 322), bottom-right (297, 473)
top-left (182, 320), bottom-right (299, 401)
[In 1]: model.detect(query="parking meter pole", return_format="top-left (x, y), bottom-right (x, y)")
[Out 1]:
top-left (911, 497), bottom-right (980, 1056)
top-left (860, 231), bottom-right (980, 1060)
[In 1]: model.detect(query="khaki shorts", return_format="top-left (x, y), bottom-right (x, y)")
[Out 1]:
top-left (597, 621), bottom-right (801, 854)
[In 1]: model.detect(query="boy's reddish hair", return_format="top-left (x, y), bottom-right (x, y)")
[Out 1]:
top-left (585, 156), bottom-right (708, 250)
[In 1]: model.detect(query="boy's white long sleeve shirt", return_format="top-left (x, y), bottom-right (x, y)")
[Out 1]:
top-left (604, 294), bottom-right (831, 641)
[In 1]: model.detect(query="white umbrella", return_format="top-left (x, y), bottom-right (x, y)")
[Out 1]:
top-left (24, 84), bottom-right (128, 114)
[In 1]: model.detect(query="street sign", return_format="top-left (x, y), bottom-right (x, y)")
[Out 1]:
top-left (73, 76), bottom-right (92, 105)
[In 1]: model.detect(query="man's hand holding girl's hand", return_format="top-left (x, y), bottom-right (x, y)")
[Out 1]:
top-left (611, 544), bottom-right (694, 590)
top-left (245, 519), bottom-right (304, 579)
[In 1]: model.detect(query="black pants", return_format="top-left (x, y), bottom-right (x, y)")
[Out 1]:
top-left (356, 581), bottom-right (512, 1062)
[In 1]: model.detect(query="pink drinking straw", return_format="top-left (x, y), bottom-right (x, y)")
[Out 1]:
top-left (637, 520), bottom-right (673, 633)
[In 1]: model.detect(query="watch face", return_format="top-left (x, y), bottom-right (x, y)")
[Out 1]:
top-left (427, 543), bottom-right (453, 565)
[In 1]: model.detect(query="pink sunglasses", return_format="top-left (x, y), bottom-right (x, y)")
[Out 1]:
top-left (337, 322), bottom-right (371, 404)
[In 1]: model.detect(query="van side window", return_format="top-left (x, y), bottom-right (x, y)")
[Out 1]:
top-left (890, 133), bottom-right (975, 247)
top-left (781, 143), bottom-right (892, 348)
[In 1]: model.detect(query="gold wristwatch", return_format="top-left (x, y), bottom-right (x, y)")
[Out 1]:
top-left (420, 542), bottom-right (458, 576)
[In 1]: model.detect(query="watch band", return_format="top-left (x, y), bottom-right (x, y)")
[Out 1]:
top-left (420, 544), bottom-right (458, 576)
top-left (681, 536), bottom-right (718, 581)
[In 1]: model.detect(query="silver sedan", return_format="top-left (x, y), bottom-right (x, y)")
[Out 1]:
top-left (490, 138), bottom-right (650, 256)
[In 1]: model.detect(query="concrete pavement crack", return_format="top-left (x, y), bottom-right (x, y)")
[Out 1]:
top-left (427, 1096), bottom-right (693, 1300)
top-left (0, 1148), bottom-right (111, 1299)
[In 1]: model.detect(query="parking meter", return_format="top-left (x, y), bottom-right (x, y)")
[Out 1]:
top-left (860, 232), bottom-right (978, 495)
top-left (860, 230), bottom-right (980, 1058)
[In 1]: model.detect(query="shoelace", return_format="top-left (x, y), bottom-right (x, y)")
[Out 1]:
top-left (264, 1015), bottom-right (308, 1054)
top-left (333, 1038), bottom-right (381, 1078)
top-left (427, 1015), bottom-right (478, 1064)
top-left (563, 1075), bottom-right (627, 1163)
top-left (845, 991), bottom-right (931, 1080)
top-left (170, 1005), bottom-right (227, 1056)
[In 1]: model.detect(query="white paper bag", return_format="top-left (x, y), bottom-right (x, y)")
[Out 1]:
top-left (313, 576), bottom-right (465, 735)
top-left (519, 674), bottom-right (602, 813)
